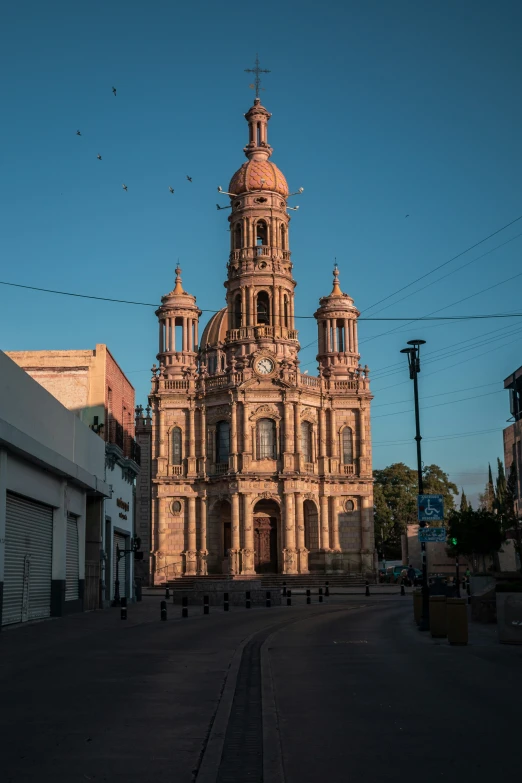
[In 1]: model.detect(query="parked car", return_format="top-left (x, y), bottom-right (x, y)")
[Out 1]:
top-left (386, 565), bottom-right (422, 585)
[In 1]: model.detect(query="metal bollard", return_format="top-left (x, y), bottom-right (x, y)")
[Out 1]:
top-left (318, 587), bottom-right (323, 604)
top-left (165, 586), bottom-right (170, 600)
top-left (282, 581), bottom-right (287, 597)
top-left (182, 596), bottom-right (188, 619)
top-left (266, 590), bottom-right (271, 608)
top-left (224, 592), bottom-right (229, 612)
top-left (306, 588), bottom-right (311, 605)
top-left (325, 581), bottom-right (330, 598)
top-left (365, 581), bottom-right (370, 597)
top-left (287, 589), bottom-right (292, 607)
top-left (161, 600), bottom-right (167, 621)
top-left (466, 579), bottom-right (471, 605)
top-left (203, 595), bottom-right (209, 615)
top-left (120, 596), bottom-right (127, 620)
top-left (245, 590), bottom-right (251, 609)
top-left (401, 584), bottom-right (405, 596)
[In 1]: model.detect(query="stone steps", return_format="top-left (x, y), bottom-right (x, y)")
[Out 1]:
top-left (162, 573), bottom-right (366, 590)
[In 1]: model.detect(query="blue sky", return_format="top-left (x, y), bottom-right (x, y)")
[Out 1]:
top-left (1, 0), bottom-right (521, 504)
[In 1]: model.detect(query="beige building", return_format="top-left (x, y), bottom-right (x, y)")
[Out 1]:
top-left (7, 345), bottom-right (141, 604)
top-left (145, 97), bottom-right (375, 582)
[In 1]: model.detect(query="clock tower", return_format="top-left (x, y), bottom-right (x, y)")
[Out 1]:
top-left (147, 87), bottom-right (375, 583)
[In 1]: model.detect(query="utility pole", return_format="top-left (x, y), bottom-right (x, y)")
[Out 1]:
top-left (400, 339), bottom-right (429, 630)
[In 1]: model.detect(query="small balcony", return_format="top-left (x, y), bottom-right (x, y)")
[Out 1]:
top-left (342, 463), bottom-right (356, 475)
top-left (213, 463), bottom-right (229, 476)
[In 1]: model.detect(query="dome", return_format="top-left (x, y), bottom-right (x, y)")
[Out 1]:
top-left (229, 160), bottom-right (289, 198)
top-left (200, 307), bottom-right (228, 347)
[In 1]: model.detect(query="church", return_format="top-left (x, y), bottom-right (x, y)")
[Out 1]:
top-left (140, 92), bottom-right (375, 582)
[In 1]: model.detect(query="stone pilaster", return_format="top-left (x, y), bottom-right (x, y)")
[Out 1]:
top-left (184, 496), bottom-right (197, 575)
top-left (295, 493), bottom-right (309, 574)
top-left (241, 493), bottom-right (255, 574)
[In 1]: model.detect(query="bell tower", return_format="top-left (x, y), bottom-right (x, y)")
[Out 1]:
top-left (156, 265), bottom-right (201, 378)
top-left (222, 97), bottom-right (300, 370)
top-left (314, 265), bottom-right (361, 377)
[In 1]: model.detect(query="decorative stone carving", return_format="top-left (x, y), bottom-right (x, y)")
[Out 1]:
top-left (249, 403), bottom-right (281, 421)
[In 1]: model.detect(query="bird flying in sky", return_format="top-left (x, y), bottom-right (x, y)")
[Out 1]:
top-left (186, 175), bottom-right (192, 182)
top-left (122, 184), bottom-right (127, 191)
top-left (76, 130), bottom-right (81, 136)
top-left (97, 154), bottom-right (102, 160)
top-left (405, 214), bottom-right (409, 218)
top-left (169, 186), bottom-right (174, 194)
top-left (112, 86), bottom-right (117, 96)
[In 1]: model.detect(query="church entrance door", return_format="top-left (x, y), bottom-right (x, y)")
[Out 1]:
top-left (254, 517), bottom-right (277, 573)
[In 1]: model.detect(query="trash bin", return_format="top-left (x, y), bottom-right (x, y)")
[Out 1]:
top-left (134, 577), bottom-right (142, 602)
top-left (429, 595), bottom-right (447, 638)
top-left (413, 589), bottom-right (422, 625)
top-left (446, 598), bottom-right (468, 645)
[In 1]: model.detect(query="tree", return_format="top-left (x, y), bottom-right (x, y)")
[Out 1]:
top-left (446, 508), bottom-right (504, 572)
top-left (460, 488), bottom-right (469, 512)
top-left (494, 458), bottom-right (506, 515)
top-left (479, 463), bottom-right (496, 512)
top-left (502, 464), bottom-right (521, 572)
top-left (373, 462), bottom-right (458, 559)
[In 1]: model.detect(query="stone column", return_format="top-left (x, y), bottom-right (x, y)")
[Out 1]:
top-left (231, 401), bottom-right (237, 453)
top-left (241, 493), bottom-right (255, 574)
top-left (197, 496), bottom-right (208, 575)
top-left (187, 406), bottom-right (196, 476)
top-left (330, 408), bottom-right (337, 458)
top-left (294, 400), bottom-right (301, 470)
top-left (295, 493), bottom-right (309, 574)
top-left (242, 401), bottom-right (251, 470)
top-left (361, 495), bottom-right (374, 572)
top-left (344, 318), bottom-right (349, 353)
top-left (181, 317), bottom-right (187, 352)
top-left (249, 287), bottom-right (255, 327)
top-left (349, 320), bottom-right (355, 353)
top-left (290, 295), bottom-right (295, 330)
top-left (319, 409), bottom-right (326, 458)
top-left (230, 493), bottom-right (240, 575)
top-left (330, 496), bottom-right (341, 552)
top-left (272, 286), bottom-right (279, 328)
top-left (159, 320), bottom-right (164, 353)
top-left (283, 492), bottom-right (298, 574)
top-left (320, 494), bottom-right (330, 551)
top-left (200, 405), bottom-right (206, 462)
top-left (185, 497), bottom-right (197, 575)
top-left (279, 288), bottom-right (285, 329)
top-left (194, 318), bottom-right (198, 350)
top-left (332, 319), bottom-right (338, 353)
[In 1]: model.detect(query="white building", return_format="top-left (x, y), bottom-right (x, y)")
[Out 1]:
top-left (0, 351), bottom-right (110, 627)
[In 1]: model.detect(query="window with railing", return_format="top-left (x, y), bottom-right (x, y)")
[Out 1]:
top-left (300, 421), bottom-right (313, 463)
top-left (172, 427), bottom-right (182, 465)
top-left (216, 421), bottom-right (230, 464)
top-left (342, 427), bottom-right (353, 465)
top-left (257, 418), bottom-right (277, 459)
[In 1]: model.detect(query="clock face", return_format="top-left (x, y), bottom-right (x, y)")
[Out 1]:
top-left (256, 357), bottom-right (274, 375)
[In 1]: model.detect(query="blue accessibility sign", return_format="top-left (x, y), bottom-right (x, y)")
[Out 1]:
top-left (418, 527), bottom-right (447, 543)
top-left (418, 494), bottom-right (444, 522)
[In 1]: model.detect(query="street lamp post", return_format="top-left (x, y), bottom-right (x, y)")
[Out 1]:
top-left (400, 339), bottom-right (429, 631)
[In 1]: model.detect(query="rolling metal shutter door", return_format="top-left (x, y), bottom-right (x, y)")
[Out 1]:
top-left (113, 533), bottom-right (127, 598)
top-left (3, 494), bottom-right (53, 626)
top-left (66, 516), bottom-right (79, 601)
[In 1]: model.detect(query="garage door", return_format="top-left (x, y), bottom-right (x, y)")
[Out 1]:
top-left (66, 515), bottom-right (79, 601)
top-left (113, 532), bottom-right (127, 599)
top-left (2, 493), bottom-right (53, 626)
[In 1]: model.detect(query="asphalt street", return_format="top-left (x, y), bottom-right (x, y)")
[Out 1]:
top-left (268, 600), bottom-right (522, 783)
top-left (1, 595), bottom-right (520, 783)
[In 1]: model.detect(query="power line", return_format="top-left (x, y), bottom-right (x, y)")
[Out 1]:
top-left (371, 381), bottom-right (500, 408)
top-left (360, 212), bottom-right (522, 314)
top-left (1, 279), bottom-right (522, 322)
top-left (364, 230), bottom-right (522, 318)
top-left (372, 389), bottom-right (503, 419)
top-left (373, 427), bottom-right (502, 446)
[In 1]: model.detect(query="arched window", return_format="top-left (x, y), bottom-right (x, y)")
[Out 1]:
top-left (234, 294), bottom-right (242, 328)
top-left (256, 221), bottom-right (267, 246)
top-left (171, 427), bottom-right (182, 465)
top-left (342, 427), bottom-right (353, 465)
top-left (284, 295), bottom-right (289, 328)
top-left (256, 291), bottom-right (270, 325)
top-left (234, 223), bottom-right (242, 250)
top-left (300, 421), bottom-right (313, 463)
top-left (257, 418), bottom-right (276, 460)
top-left (280, 224), bottom-right (286, 250)
top-left (216, 421), bottom-right (230, 464)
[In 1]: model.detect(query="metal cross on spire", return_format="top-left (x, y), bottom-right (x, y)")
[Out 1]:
top-left (245, 54), bottom-right (270, 98)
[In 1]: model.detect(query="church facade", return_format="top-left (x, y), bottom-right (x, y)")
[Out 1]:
top-left (145, 96), bottom-right (374, 582)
